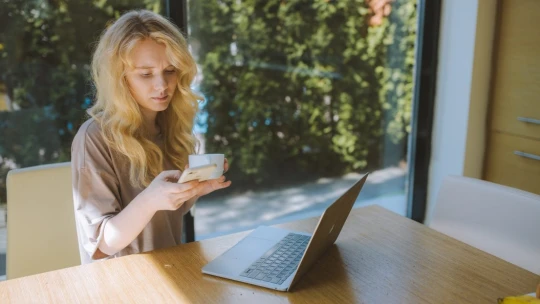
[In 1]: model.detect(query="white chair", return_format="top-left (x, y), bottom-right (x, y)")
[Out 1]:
top-left (428, 175), bottom-right (540, 275)
top-left (6, 162), bottom-right (80, 279)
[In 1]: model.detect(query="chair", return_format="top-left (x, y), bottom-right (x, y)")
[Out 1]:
top-left (428, 175), bottom-right (540, 275)
top-left (6, 162), bottom-right (80, 279)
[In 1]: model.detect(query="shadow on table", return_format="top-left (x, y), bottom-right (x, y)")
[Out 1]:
top-left (287, 245), bottom-right (356, 303)
top-left (145, 239), bottom-right (357, 303)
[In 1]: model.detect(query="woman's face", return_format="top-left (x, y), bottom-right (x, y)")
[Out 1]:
top-left (125, 39), bottom-right (177, 121)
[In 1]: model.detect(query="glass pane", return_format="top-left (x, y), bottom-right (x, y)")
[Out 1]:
top-left (0, 0), bottom-right (166, 279)
top-left (188, 0), bottom-right (417, 239)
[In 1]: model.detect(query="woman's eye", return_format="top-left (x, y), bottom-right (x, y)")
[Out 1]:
top-left (141, 73), bottom-right (152, 77)
top-left (165, 70), bottom-right (176, 74)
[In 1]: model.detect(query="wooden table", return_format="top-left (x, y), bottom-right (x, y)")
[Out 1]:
top-left (0, 206), bottom-right (538, 303)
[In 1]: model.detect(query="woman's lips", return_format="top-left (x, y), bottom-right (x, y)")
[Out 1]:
top-left (151, 95), bottom-right (168, 102)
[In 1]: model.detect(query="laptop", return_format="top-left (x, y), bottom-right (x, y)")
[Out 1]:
top-left (202, 173), bottom-right (369, 291)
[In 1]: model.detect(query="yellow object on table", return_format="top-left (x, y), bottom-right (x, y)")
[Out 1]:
top-left (498, 284), bottom-right (540, 304)
top-left (498, 295), bottom-right (540, 304)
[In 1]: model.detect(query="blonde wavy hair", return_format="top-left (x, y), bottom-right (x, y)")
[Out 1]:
top-left (89, 10), bottom-right (200, 188)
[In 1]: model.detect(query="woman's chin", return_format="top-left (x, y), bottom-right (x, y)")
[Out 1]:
top-left (151, 99), bottom-right (171, 110)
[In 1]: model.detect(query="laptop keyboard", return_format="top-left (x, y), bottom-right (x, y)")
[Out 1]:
top-left (239, 233), bottom-right (310, 285)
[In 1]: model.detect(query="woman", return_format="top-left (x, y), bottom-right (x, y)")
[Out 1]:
top-left (71, 10), bottom-right (231, 263)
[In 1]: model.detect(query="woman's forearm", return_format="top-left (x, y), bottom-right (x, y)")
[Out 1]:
top-left (96, 191), bottom-right (199, 258)
top-left (97, 192), bottom-right (156, 256)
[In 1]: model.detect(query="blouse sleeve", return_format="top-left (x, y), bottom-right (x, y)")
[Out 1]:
top-left (71, 121), bottom-right (122, 260)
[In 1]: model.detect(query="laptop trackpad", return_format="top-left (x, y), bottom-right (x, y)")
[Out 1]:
top-left (203, 236), bottom-right (276, 276)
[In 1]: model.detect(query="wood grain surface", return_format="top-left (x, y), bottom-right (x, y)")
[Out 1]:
top-left (0, 206), bottom-right (537, 304)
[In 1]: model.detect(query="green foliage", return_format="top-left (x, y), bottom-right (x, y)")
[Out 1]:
top-left (0, 0), bottom-right (163, 203)
top-left (190, 0), bottom-right (417, 188)
top-left (0, 0), bottom-right (417, 201)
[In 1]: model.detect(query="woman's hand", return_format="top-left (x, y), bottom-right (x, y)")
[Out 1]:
top-left (197, 175), bottom-right (232, 197)
top-left (140, 170), bottom-right (206, 212)
top-left (185, 158), bottom-right (231, 198)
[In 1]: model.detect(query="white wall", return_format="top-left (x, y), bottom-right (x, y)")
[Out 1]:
top-left (425, 0), bottom-right (497, 224)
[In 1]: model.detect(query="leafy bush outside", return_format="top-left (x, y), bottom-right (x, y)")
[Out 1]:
top-left (190, 0), bottom-right (416, 190)
top-left (0, 0), bottom-right (417, 202)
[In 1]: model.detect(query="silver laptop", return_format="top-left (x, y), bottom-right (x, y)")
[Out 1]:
top-left (202, 173), bottom-right (369, 291)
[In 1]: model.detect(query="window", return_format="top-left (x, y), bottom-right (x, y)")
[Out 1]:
top-left (186, 0), bottom-right (418, 239)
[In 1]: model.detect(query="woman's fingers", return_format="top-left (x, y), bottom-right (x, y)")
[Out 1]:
top-left (220, 180), bottom-right (232, 188)
top-left (211, 180), bottom-right (231, 192)
top-left (156, 170), bottom-right (181, 182)
top-left (166, 180), bottom-right (199, 193)
top-left (208, 177), bottom-right (231, 190)
top-left (223, 158), bottom-right (229, 173)
top-left (180, 180), bottom-right (208, 196)
top-left (181, 181), bottom-right (209, 202)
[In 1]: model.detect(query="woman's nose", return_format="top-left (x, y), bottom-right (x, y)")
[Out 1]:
top-left (154, 75), bottom-right (168, 91)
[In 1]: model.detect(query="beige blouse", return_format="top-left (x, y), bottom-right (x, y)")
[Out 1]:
top-left (71, 118), bottom-right (187, 264)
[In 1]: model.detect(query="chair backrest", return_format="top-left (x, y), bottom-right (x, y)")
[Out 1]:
top-left (428, 175), bottom-right (540, 275)
top-left (6, 162), bottom-right (80, 279)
